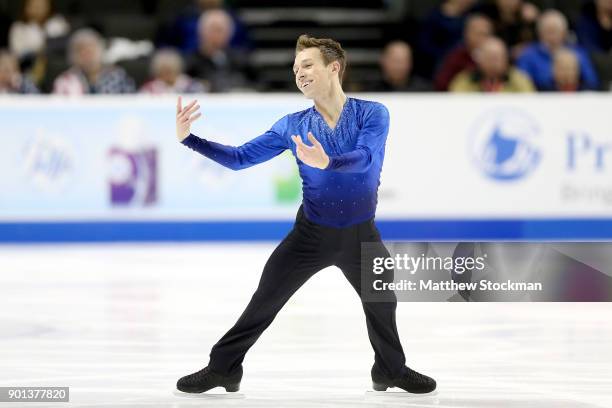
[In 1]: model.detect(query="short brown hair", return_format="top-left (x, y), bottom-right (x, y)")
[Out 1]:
top-left (295, 34), bottom-right (347, 82)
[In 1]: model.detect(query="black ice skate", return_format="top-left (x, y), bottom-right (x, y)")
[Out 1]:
top-left (176, 366), bottom-right (242, 393)
top-left (371, 365), bottom-right (436, 394)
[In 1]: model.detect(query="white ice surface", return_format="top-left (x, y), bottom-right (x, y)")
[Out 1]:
top-left (1, 243), bottom-right (611, 407)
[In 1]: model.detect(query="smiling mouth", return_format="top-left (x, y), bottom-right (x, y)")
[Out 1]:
top-left (301, 80), bottom-right (313, 89)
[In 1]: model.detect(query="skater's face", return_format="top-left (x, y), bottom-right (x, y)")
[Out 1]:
top-left (293, 47), bottom-right (340, 99)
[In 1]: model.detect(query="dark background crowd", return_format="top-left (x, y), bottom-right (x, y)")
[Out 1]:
top-left (0, 0), bottom-right (611, 95)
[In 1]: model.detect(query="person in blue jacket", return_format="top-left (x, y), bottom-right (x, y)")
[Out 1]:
top-left (174, 34), bottom-right (437, 395)
top-left (517, 9), bottom-right (600, 90)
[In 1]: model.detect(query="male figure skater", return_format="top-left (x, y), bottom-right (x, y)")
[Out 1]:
top-left (175, 35), bottom-right (436, 394)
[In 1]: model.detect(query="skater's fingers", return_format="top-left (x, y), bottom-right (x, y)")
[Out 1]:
top-left (181, 112), bottom-right (195, 123)
top-left (180, 104), bottom-right (200, 121)
top-left (181, 112), bottom-right (193, 123)
top-left (291, 135), bottom-right (303, 146)
top-left (181, 101), bottom-right (198, 118)
top-left (186, 109), bottom-right (202, 123)
top-left (177, 96), bottom-right (182, 114)
top-left (294, 135), bottom-right (314, 149)
top-left (307, 132), bottom-right (321, 147)
top-left (300, 141), bottom-right (315, 151)
top-left (186, 103), bottom-right (200, 116)
top-left (178, 100), bottom-right (197, 119)
top-left (187, 112), bottom-right (202, 124)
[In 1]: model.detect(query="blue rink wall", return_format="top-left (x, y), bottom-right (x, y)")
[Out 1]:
top-left (1, 219), bottom-right (612, 242)
top-left (1, 95), bottom-right (611, 242)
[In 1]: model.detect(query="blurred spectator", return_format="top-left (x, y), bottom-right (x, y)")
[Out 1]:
top-left (517, 10), bottom-right (599, 90)
top-left (416, 0), bottom-right (477, 78)
top-left (366, 41), bottom-right (431, 91)
top-left (450, 37), bottom-right (535, 92)
top-left (471, 0), bottom-right (539, 59)
top-left (551, 48), bottom-right (586, 92)
top-left (185, 10), bottom-right (253, 92)
top-left (0, 49), bottom-right (39, 93)
top-left (53, 29), bottom-right (135, 95)
top-left (577, 0), bottom-right (612, 90)
top-left (8, 0), bottom-right (69, 86)
top-left (434, 14), bottom-right (493, 91)
top-left (9, 0), bottom-right (69, 59)
top-left (140, 48), bottom-right (206, 94)
top-left (156, 0), bottom-right (252, 53)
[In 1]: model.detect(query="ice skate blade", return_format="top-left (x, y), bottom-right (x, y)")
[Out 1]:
top-left (365, 389), bottom-right (439, 398)
top-left (173, 388), bottom-right (245, 399)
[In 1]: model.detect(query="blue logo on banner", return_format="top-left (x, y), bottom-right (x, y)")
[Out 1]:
top-left (22, 131), bottom-right (75, 193)
top-left (469, 109), bottom-right (541, 181)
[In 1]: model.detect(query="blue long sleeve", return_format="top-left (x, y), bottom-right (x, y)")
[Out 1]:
top-left (181, 116), bottom-right (290, 170)
top-left (325, 104), bottom-right (389, 173)
top-left (181, 98), bottom-right (389, 227)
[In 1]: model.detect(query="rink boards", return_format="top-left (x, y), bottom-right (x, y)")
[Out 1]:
top-left (1, 94), bottom-right (611, 241)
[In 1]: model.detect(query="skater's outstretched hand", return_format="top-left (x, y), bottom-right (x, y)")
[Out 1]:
top-left (291, 132), bottom-right (330, 169)
top-left (176, 96), bottom-right (202, 142)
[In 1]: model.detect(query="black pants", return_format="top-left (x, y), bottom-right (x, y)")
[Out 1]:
top-left (208, 206), bottom-right (406, 378)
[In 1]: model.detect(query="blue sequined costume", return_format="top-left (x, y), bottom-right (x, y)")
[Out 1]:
top-left (181, 97), bottom-right (389, 227)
